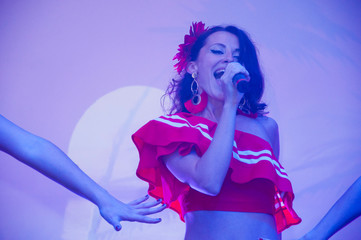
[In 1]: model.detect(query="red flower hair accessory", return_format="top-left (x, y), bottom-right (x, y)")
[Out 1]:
top-left (173, 22), bottom-right (209, 74)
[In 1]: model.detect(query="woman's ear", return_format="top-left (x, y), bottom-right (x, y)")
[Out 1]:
top-left (186, 61), bottom-right (198, 75)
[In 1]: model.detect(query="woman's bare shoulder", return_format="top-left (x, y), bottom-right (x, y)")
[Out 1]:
top-left (256, 115), bottom-right (279, 133)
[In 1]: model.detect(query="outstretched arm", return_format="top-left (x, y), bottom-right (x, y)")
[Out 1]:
top-left (299, 176), bottom-right (361, 240)
top-left (0, 114), bottom-right (166, 231)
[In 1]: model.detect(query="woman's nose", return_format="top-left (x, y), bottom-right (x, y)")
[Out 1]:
top-left (223, 51), bottom-right (234, 63)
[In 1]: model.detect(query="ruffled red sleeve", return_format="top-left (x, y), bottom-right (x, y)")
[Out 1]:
top-left (132, 113), bottom-right (214, 219)
top-left (132, 113), bottom-right (301, 230)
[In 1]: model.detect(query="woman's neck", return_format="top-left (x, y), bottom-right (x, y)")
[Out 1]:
top-left (197, 98), bottom-right (224, 123)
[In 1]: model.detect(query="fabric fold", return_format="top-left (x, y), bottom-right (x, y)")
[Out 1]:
top-left (133, 112), bottom-right (301, 232)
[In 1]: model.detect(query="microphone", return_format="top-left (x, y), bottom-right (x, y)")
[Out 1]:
top-left (232, 73), bottom-right (249, 93)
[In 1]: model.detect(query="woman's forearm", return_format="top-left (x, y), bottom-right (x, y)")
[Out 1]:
top-left (301, 177), bottom-right (361, 240)
top-left (26, 138), bottom-right (110, 206)
top-left (193, 104), bottom-right (238, 194)
top-left (0, 115), bottom-right (166, 230)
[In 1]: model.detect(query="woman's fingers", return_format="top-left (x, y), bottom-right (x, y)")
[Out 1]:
top-left (127, 194), bottom-right (166, 215)
top-left (127, 214), bottom-right (162, 224)
top-left (127, 194), bottom-right (150, 205)
top-left (136, 202), bottom-right (167, 215)
top-left (133, 198), bottom-right (163, 208)
top-left (98, 194), bottom-right (166, 231)
top-left (105, 216), bottom-right (122, 231)
top-left (223, 62), bottom-right (249, 83)
top-left (115, 224), bottom-right (122, 231)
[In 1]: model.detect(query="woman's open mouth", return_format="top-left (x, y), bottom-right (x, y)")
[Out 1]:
top-left (214, 69), bottom-right (225, 79)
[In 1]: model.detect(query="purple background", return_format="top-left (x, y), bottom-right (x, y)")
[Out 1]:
top-left (1, 1), bottom-right (360, 239)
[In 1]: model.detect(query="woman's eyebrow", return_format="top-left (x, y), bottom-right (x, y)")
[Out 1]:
top-left (210, 43), bottom-right (226, 48)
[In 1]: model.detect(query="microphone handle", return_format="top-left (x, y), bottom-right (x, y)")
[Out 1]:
top-left (232, 73), bottom-right (249, 93)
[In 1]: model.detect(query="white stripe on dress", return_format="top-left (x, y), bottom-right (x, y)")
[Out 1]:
top-left (233, 152), bottom-right (289, 179)
top-left (156, 114), bottom-right (289, 180)
top-left (155, 116), bottom-right (212, 141)
top-left (233, 139), bottom-right (288, 179)
top-left (234, 150), bottom-right (287, 173)
top-left (163, 114), bottom-right (209, 131)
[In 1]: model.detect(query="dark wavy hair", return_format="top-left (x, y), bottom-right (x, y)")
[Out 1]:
top-left (163, 25), bottom-right (267, 115)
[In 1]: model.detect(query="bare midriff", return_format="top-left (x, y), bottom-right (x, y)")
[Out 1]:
top-left (184, 211), bottom-right (281, 240)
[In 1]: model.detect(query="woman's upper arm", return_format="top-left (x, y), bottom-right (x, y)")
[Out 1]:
top-left (161, 149), bottom-right (199, 185)
top-left (161, 149), bottom-right (218, 195)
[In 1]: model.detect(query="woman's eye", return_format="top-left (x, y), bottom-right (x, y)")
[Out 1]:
top-left (233, 55), bottom-right (240, 61)
top-left (211, 49), bottom-right (223, 55)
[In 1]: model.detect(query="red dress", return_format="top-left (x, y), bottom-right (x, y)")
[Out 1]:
top-left (132, 112), bottom-right (301, 232)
